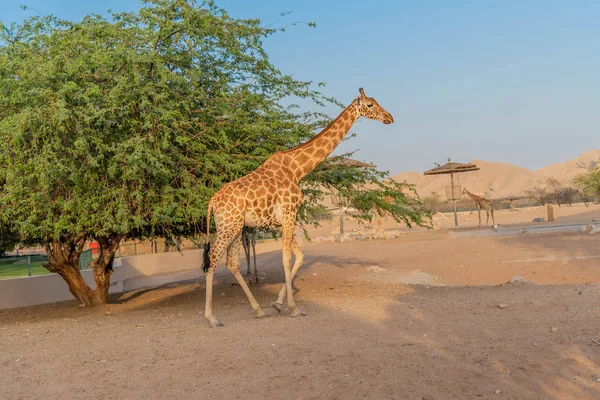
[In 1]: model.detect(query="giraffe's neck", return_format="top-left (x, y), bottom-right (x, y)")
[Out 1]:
top-left (466, 191), bottom-right (484, 203)
top-left (285, 102), bottom-right (360, 181)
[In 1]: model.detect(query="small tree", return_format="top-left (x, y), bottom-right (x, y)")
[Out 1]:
top-left (561, 187), bottom-right (577, 207)
top-left (421, 192), bottom-right (444, 214)
top-left (546, 178), bottom-right (563, 207)
top-left (573, 167), bottom-right (600, 206)
top-left (524, 186), bottom-right (548, 206)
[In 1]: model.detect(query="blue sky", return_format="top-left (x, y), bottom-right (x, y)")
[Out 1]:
top-left (2, 1), bottom-right (598, 175)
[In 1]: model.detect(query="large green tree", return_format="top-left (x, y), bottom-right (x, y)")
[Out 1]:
top-left (0, 0), bottom-right (428, 305)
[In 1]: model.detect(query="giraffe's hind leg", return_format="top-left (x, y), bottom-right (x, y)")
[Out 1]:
top-left (251, 233), bottom-right (258, 284)
top-left (242, 230), bottom-right (251, 277)
top-left (227, 233), bottom-right (265, 318)
top-left (205, 233), bottom-right (232, 327)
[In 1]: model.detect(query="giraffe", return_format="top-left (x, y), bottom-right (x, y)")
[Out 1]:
top-left (241, 227), bottom-right (280, 284)
top-left (202, 88), bottom-right (394, 327)
top-left (241, 227), bottom-right (258, 283)
top-left (462, 188), bottom-right (495, 227)
top-left (368, 195), bottom-right (401, 239)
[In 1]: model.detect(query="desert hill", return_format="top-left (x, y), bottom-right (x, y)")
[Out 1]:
top-left (537, 149), bottom-right (600, 185)
top-left (392, 150), bottom-right (600, 199)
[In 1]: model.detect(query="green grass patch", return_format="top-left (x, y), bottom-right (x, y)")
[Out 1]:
top-left (0, 255), bottom-right (50, 279)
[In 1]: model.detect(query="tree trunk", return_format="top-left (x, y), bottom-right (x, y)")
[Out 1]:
top-left (44, 232), bottom-right (100, 306)
top-left (44, 232), bottom-right (122, 306)
top-left (90, 235), bottom-right (122, 305)
top-left (53, 263), bottom-right (100, 306)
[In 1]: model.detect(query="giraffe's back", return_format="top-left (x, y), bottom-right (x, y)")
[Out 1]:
top-left (211, 156), bottom-right (303, 229)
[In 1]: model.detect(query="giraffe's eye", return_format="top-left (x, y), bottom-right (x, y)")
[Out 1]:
top-left (367, 103), bottom-right (373, 108)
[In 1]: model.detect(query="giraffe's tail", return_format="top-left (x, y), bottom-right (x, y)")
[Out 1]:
top-left (202, 201), bottom-right (213, 273)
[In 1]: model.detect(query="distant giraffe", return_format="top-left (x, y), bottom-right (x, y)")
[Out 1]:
top-left (202, 88), bottom-right (394, 327)
top-left (368, 196), bottom-right (399, 239)
top-left (241, 227), bottom-right (258, 284)
top-left (241, 227), bottom-right (277, 284)
top-left (462, 188), bottom-right (495, 227)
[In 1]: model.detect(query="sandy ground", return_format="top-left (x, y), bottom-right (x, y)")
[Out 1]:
top-left (2, 223), bottom-right (600, 399)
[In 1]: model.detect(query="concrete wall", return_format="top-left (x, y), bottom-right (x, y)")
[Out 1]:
top-left (0, 236), bottom-right (301, 310)
top-left (0, 261), bottom-right (124, 309)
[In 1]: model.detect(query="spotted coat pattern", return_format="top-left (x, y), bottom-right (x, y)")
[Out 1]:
top-left (202, 88), bottom-right (395, 326)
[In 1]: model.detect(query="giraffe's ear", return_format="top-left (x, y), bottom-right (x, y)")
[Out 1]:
top-left (359, 88), bottom-right (366, 98)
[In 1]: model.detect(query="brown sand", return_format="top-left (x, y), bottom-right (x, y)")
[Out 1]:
top-left (2, 227), bottom-right (600, 399)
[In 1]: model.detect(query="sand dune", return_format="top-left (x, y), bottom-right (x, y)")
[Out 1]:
top-left (392, 150), bottom-right (600, 199)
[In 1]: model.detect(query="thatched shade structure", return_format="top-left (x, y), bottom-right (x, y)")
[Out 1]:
top-left (423, 162), bottom-right (479, 176)
top-left (330, 157), bottom-right (376, 169)
top-left (423, 160), bottom-right (480, 228)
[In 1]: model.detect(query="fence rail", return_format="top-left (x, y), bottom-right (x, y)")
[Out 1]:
top-left (0, 249), bottom-right (94, 280)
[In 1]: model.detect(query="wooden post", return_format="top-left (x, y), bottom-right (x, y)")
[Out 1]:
top-left (547, 204), bottom-right (554, 222)
top-left (339, 211), bottom-right (344, 242)
top-left (451, 173), bottom-right (458, 228)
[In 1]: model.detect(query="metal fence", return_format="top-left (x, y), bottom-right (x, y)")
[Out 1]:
top-left (0, 249), bottom-right (94, 280)
top-left (437, 198), bottom-right (593, 213)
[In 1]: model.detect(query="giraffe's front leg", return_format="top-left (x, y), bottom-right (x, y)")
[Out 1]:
top-left (272, 235), bottom-right (305, 316)
top-left (273, 211), bottom-right (306, 318)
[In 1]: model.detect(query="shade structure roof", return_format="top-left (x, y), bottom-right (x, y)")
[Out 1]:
top-left (423, 162), bottom-right (479, 175)
top-left (329, 157), bottom-right (376, 169)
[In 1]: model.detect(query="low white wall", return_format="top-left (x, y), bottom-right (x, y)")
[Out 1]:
top-left (0, 237), bottom-right (301, 310)
top-left (114, 248), bottom-right (206, 292)
top-left (0, 262), bottom-right (123, 309)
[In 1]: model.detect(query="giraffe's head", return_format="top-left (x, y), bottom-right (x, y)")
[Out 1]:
top-left (355, 88), bottom-right (394, 124)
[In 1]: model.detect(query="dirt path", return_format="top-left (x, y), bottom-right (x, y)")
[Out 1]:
top-left (1, 231), bottom-right (600, 399)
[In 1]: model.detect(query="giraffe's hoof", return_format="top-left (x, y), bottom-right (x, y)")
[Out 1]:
top-left (271, 302), bottom-right (283, 313)
top-left (255, 309), bottom-right (266, 318)
top-left (291, 309), bottom-right (307, 318)
top-left (209, 321), bottom-right (224, 328)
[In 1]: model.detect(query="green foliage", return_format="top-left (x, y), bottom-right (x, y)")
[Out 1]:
top-left (301, 154), bottom-right (431, 229)
top-left (0, 0), bottom-right (429, 249)
top-left (0, 222), bottom-right (19, 257)
top-left (0, 0), bottom-right (330, 242)
top-left (573, 167), bottom-right (600, 200)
